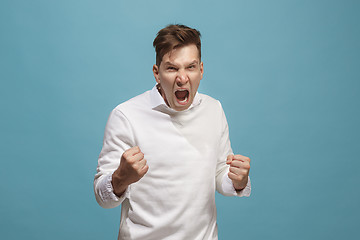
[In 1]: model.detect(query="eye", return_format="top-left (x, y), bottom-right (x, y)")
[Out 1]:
top-left (167, 66), bottom-right (177, 71)
top-left (187, 64), bottom-right (196, 69)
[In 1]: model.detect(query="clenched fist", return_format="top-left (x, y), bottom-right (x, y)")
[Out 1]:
top-left (226, 154), bottom-right (250, 191)
top-left (112, 146), bottom-right (149, 197)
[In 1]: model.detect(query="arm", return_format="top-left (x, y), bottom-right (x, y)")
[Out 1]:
top-left (94, 109), bottom-right (146, 208)
top-left (215, 102), bottom-right (251, 197)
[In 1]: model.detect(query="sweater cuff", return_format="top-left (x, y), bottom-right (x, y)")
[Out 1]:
top-left (222, 174), bottom-right (251, 197)
top-left (101, 174), bottom-right (130, 203)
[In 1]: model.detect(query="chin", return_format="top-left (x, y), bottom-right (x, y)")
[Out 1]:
top-left (174, 103), bottom-right (191, 111)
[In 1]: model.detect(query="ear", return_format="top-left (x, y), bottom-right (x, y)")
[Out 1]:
top-left (153, 64), bottom-right (160, 84)
top-left (200, 61), bottom-right (204, 80)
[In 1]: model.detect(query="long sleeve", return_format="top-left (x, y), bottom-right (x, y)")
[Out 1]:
top-left (222, 174), bottom-right (251, 197)
top-left (93, 89), bottom-right (251, 239)
top-left (215, 102), bottom-right (251, 197)
top-left (94, 108), bottom-right (135, 208)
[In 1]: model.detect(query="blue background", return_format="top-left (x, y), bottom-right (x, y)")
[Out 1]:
top-left (1, 0), bottom-right (359, 239)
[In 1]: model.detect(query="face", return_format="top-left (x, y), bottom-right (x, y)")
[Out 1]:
top-left (153, 44), bottom-right (204, 111)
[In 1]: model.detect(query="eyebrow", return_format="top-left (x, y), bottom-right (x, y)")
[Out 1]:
top-left (163, 62), bottom-right (177, 67)
top-left (163, 60), bottom-right (199, 67)
top-left (187, 60), bottom-right (199, 66)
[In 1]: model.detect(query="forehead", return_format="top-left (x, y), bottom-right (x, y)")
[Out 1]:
top-left (161, 44), bottom-right (200, 65)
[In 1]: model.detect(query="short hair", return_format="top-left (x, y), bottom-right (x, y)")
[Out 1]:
top-left (153, 24), bottom-right (201, 66)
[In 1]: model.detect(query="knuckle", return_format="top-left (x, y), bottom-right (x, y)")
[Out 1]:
top-left (129, 161), bottom-right (137, 166)
top-left (129, 162), bottom-right (137, 170)
top-left (127, 156), bottom-right (135, 163)
top-left (142, 166), bottom-right (149, 175)
top-left (236, 175), bottom-right (244, 181)
top-left (122, 151), bottom-right (129, 159)
top-left (136, 167), bottom-right (143, 175)
top-left (243, 163), bottom-right (250, 170)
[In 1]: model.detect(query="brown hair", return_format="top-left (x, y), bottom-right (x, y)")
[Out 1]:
top-left (153, 24), bottom-right (201, 66)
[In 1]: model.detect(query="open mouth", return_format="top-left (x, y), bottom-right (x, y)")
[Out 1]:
top-left (175, 89), bottom-right (189, 104)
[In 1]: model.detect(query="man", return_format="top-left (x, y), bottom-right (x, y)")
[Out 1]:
top-left (94, 24), bottom-right (251, 240)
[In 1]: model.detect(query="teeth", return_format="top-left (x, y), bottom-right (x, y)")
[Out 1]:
top-left (179, 96), bottom-right (188, 103)
top-left (175, 89), bottom-right (189, 104)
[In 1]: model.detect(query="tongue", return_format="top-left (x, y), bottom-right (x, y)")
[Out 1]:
top-left (175, 91), bottom-right (188, 100)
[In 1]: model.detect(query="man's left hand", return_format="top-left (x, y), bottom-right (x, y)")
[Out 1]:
top-left (226, 154), bottom-right (251, 191)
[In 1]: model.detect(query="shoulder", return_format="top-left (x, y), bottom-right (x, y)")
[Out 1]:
top-left (197, 93), bottom-right (228, 123)
top-left (113, 90), bottom-right (152, 114)
top-left (198, 93), bottom-right (223, 110)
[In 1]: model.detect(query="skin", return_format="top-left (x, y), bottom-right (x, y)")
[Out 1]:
top-left (112, 44), bottom-right (250, 196)
top-left (227, 155), bottom-right (250, 190)
top-left (112, 146), bottom-right (148, 197)
top-left (152, 44), bottom-right (204, 111)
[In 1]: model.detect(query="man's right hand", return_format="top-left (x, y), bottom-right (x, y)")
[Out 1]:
top-left (112, 146), bottom-right (149, 197)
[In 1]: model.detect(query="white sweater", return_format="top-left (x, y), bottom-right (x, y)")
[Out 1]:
top-left (94, 86), bottom-right (251, 240)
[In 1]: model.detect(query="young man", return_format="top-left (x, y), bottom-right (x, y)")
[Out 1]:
top-left (94, 24), bottom-right (251, 240)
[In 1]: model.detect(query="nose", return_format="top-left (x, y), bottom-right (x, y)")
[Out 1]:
top-left (176, 69), bottom-right (189, 86)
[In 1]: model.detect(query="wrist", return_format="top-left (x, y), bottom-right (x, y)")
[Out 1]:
top-left (111, 172), bottom-right (129, 197)
top-left (232, 178), bottom-right (248, 191)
